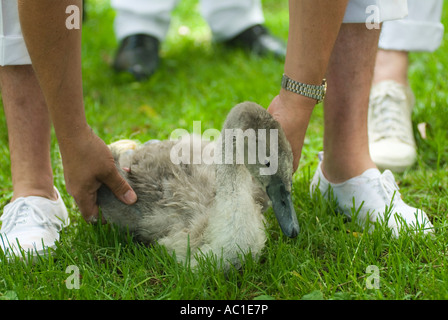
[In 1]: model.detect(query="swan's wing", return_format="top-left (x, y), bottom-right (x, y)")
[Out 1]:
top-left (98, 137), bottom-right (216, 247)
top-left (97, 166), bottom-right (142, 233)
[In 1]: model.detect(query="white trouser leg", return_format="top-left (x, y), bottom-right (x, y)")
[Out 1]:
top-left (0, 0), bottom-right (31, 66)
top-left (112, 0), bottom-right (180, 42)
top-left (200, 0), bottom-right (265, 41)
top-left (379, 0), bottom-right (444, 52)
top-left (343, 0), bottom-right (408, 23)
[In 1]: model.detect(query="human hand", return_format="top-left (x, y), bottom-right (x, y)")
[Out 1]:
top-left (58, 127), bottom-right (137, 222)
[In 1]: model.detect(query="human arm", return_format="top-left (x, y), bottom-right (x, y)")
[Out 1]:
top-left (17, 0), bottom-right (137, 221)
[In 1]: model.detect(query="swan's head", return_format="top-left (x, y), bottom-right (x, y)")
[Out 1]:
top-left (220, 101), bottom-right (299, 238)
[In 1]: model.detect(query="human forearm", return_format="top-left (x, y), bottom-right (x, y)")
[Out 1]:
top-left (284, 0), bottom-right (349, 86)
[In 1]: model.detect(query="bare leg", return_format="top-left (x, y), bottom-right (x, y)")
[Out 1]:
top-left (368, 48), bottom-right (416, 173)
top-left (268, 0), bottom-right (349, 171)
top-left (372, 49), bottom-right (409, 86)
top-left (0, 65), bottom-right (57, 201)
top-left (322, 24), bottom-right (380, 183)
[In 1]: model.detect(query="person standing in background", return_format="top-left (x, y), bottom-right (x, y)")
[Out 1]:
top-left (368, 0), bottom-right (444, 172)
top-left (112, 0), bottom-right (287, 81)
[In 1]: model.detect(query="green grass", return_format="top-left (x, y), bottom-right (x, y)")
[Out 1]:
top-left (0, 0), bottom-right (447, 301)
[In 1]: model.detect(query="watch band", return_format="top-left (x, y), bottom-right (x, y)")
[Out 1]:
top-left (281, 74), bottom-right (327, 103)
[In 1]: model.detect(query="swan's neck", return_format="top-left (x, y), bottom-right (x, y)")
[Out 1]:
top-left (203, 163), bottom-right (266, 265)
top-left (214, 164), bottom-right (257, 215)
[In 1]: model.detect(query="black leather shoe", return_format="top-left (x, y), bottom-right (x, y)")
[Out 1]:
top-left (224, 25), bottom-right (286, 59)
top-left (113, 34), bottom-right (160, 81)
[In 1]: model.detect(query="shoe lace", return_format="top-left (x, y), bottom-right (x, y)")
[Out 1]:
top-left (378, 170), bottom-right (401, 204)
top-left (369, 84), bottom-right (414, 144)
top-left (0, 199), bottom-right (56, 235)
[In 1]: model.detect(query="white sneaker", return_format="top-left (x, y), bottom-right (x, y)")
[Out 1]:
top-left (0, 187), bottom-right (70, 259)
top-left (368, 80), bottom-right (417, 172)
top-left (310, 160), bottom-right (433, 237)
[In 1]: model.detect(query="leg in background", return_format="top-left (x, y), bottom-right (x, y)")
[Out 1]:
top-left (372, 49), bottom-right (409, 86)
top-left (0, 65), bottom-right (56, 202)
top-left (322, 24), bottom-right (380, 183)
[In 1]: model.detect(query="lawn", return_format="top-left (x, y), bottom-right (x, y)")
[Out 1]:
top-left (0, 0), bottom-right (447, 302)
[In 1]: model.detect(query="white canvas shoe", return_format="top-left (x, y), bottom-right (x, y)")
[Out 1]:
top-left (368, 80), bottom-right (417, 172)
top-left (0, 187), bottom-right (70, 259)
top-left (310, 160), bottom-right (433, 237)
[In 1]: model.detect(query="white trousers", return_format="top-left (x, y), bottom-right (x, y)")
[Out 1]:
top-left (112, 0), bottom-right (265, 42)
top-left (1, 0), bottom-right (412, 66)
top-left (379, 0), bottom-right (444, 52)
top-left (0, 0), bottom-right (31, 65)
top-left (112, 0), bottom-right (409, 42)
top-left (344, 0), bottom-right (408, 23)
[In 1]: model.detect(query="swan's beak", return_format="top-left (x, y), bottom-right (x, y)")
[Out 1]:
top-left (266, 180), bottom-right (299, 238)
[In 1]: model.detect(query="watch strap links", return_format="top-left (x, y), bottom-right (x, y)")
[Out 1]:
top-left (281, 74), bottom-right (327, 103)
